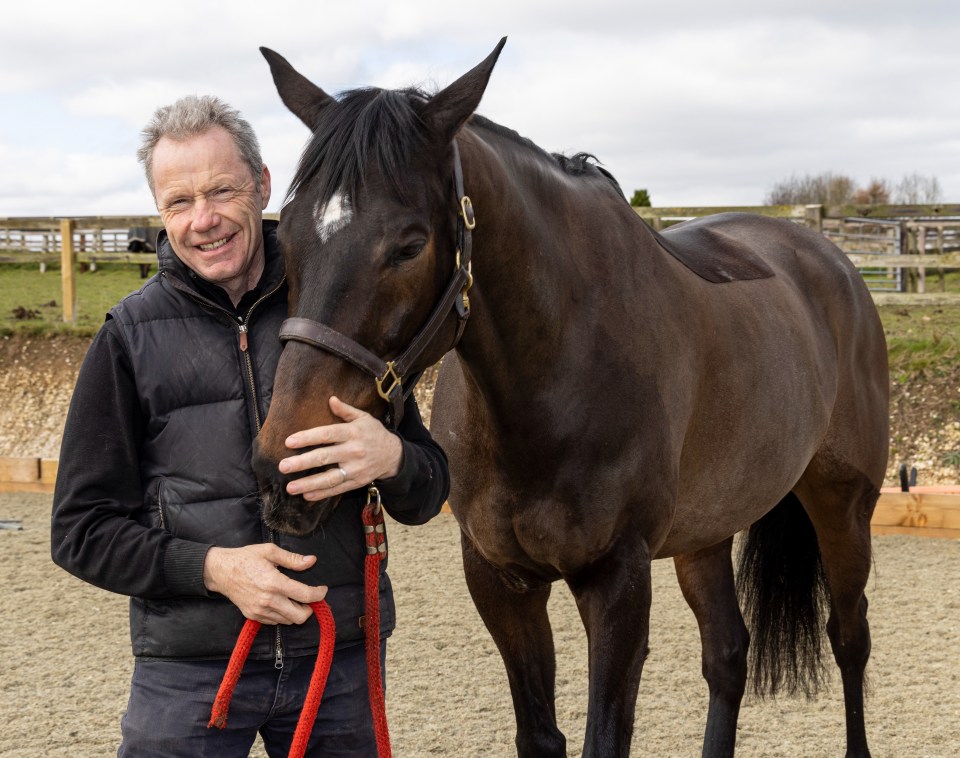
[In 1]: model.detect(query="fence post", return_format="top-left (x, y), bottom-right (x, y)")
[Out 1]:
top-left (804, 204), bottom-right (823, 232)
top-left (917, 225), bottom-right (927, 295)
top-left (60, 218), bottom-right (77, 323)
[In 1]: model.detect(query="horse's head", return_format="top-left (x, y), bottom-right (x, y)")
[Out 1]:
top-left (253, 40), bottom-right (505, 535)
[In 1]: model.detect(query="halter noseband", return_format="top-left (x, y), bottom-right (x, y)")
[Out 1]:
top-left (278, 139), bottom-right (475, 428)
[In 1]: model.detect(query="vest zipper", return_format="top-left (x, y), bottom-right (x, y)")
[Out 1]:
top-left (157, 481), bottom-right (166, 529)
top-left (235, 278), bottom-right (285, 432)
top-left (235, 280), bottom-right (287, 671)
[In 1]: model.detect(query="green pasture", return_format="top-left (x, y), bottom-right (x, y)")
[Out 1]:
top-left (0, 262), bottom-right (959, 383)
top-left (0, 263), bottom-right (152, 336)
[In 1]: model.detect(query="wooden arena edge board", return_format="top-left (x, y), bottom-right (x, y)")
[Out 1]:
top-left (0, 457), bottom-right (954, 536)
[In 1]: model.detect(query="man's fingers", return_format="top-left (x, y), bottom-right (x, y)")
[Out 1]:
top-left (284, 422), bottom-right (349, 451)
top-left (329, 395), bottom-right (365, 422)
top-left (266, 546), bottom-right (317, 571)
top-left (285, 581), bottom-right (329, 606)
top-left (279, 442), bottom-right (352, 475)
top-left (249, 599), bottom-right (315, 626)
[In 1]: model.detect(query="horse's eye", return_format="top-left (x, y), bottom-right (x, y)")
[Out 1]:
top-left (394, 241), bottom-right (425, 262)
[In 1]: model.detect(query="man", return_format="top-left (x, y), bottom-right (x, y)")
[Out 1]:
top-left (51, 95), bottom-right (449, 756)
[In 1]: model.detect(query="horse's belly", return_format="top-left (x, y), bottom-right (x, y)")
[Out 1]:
top-left (656, 479), bottom-right (798, 558)
top-left (656, 397), bottom-right (830, 557)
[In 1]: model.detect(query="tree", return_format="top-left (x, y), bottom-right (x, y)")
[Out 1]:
top-left (766, 172), bottom-right (943, 206)
top-left (853, 178), bottom-right (891, 205)
top-left (630, 189), bottom-right (651, 207)
top-left (765, 172), bottom-right (856, 205)
top-left (894, 173), bottom-right (942, 204)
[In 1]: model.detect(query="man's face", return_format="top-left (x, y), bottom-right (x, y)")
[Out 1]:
top-left (152, 126), bottom-right (271, 300)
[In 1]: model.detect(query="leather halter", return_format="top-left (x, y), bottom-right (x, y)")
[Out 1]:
top-left (278, 140), bottom-right (475, 429)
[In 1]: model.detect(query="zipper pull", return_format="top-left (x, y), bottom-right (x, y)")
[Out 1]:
top-left (274, 630), bottom-right (283, 669)
top-left (238, 323), bottom-right (249, 352)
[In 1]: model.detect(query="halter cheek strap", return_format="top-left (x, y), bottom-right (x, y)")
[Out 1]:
top-left (279, 139), bottom-right (475, 429)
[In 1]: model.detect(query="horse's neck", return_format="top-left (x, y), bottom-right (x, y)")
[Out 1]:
top-left (456, 130), bottom-right (659, 404)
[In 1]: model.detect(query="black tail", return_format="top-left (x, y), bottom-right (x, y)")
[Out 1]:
top-left (736, 492), bottom-right (828, 698)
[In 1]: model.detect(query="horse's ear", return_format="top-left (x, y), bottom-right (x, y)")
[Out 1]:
top-left (422, 37), bottom-right (507, 144)
top-left (260, 47), bottom-right (333, 131)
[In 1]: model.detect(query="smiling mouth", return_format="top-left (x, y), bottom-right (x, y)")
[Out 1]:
top-left (197, 234), bottom-right (235, 252)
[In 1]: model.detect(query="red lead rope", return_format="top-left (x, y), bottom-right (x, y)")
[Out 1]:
top-left (209, 488), bottom-right (391, 758)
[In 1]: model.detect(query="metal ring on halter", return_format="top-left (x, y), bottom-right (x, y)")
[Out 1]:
top-left (338, 466), bottom-right (348, 484)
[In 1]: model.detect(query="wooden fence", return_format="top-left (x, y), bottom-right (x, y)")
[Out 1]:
top-left (2, 206), bottom-right (959, 321)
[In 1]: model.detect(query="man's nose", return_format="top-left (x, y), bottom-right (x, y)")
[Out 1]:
top-left (190, 197), bottom-right (220, 232)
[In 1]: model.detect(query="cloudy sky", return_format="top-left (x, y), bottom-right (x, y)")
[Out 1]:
top-left (1, 0), bottom-right (958, 216)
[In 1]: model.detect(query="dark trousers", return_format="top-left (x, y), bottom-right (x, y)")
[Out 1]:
top-left (118, 641), bottom-right (385, 757)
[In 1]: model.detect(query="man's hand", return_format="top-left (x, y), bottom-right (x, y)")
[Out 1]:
top-left (279, 396), bottom-right (404, 500)
top-left (203, 544), bottom-right (328, 625)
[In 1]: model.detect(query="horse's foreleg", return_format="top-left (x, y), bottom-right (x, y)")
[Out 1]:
top-left (567, 531), bottom-right (653, 758)
top-left (459, 531), bottom-right (566, 758)
top-left (674, 538), bottom-right (749, 758)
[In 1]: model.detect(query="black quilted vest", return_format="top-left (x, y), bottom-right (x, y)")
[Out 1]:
top-left (109, 221), bottom-right (394, 660)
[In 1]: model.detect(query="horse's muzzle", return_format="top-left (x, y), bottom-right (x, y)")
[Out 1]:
top-left (252, 443), bottom-right (341, 536)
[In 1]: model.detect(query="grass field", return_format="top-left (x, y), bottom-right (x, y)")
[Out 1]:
top-left (0, 263), bottom-right (152, 336)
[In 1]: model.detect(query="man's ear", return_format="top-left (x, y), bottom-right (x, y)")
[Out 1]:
top-left (260, 165), bottom-right (272, 209)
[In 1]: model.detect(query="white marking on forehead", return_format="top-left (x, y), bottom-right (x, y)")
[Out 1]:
top-left (313, 189), bottom-right (353, 243)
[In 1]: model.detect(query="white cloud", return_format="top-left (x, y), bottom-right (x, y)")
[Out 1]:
top-left (1, 0), bottom-right (959, 215)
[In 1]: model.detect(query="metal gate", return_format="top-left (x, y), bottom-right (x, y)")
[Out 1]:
top-left (822, 217), bottom-right (903, 292)
top-left (823, 218), bottom-right (906, 292)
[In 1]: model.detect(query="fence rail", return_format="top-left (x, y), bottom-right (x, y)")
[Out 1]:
top-left (2, 209), bottom-right (958, 321)
top-left (635, 203), bottom-right (960, 303)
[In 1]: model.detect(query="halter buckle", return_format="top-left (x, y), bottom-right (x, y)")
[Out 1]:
top-left (459, 195), bottom-right (476, 230)
top-left (455, 250), bottom-right (473, 314)
top-left (375, 361), bottom-right (402, 402)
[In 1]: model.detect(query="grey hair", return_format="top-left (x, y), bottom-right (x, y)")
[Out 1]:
top-left (137, 95), bottom-right (263, 195)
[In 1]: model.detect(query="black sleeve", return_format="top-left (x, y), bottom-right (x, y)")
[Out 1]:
top-left (50, 319), bottom-right (212, 599)
top-left (374, 391), bottom-right (450, 526)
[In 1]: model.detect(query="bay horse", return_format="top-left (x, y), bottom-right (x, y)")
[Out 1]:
top-left (253, 39), bottom-right (888, 757)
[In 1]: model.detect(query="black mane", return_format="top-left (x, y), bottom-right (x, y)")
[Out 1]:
top-left (287, 88), bottom-right (625, 207)
top-left (287, 86), bottom-right (431, 207)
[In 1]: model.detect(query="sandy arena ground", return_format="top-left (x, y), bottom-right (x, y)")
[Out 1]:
top-left (1, 492), bottom-right (957, 757)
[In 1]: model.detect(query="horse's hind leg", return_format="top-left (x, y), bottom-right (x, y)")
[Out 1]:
top-left (674, 537), bottom-right (749, 758)
top-left (794, 460), bottom-right (879, 758)
top-left (459, 532), bottom-right (566, 758)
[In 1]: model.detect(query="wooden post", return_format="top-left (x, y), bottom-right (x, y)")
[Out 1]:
top-left (805, 204), bottom-right (823, 232)
top-left (917, 225), bottom-right (927, 295)
top-left (936, 225), bottom-right (945, 292)
top-left (60, 218), bottom-right (77, 323)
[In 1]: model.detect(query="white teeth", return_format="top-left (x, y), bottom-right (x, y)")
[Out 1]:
top-left (198, 237), bottom-right (229, 251)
